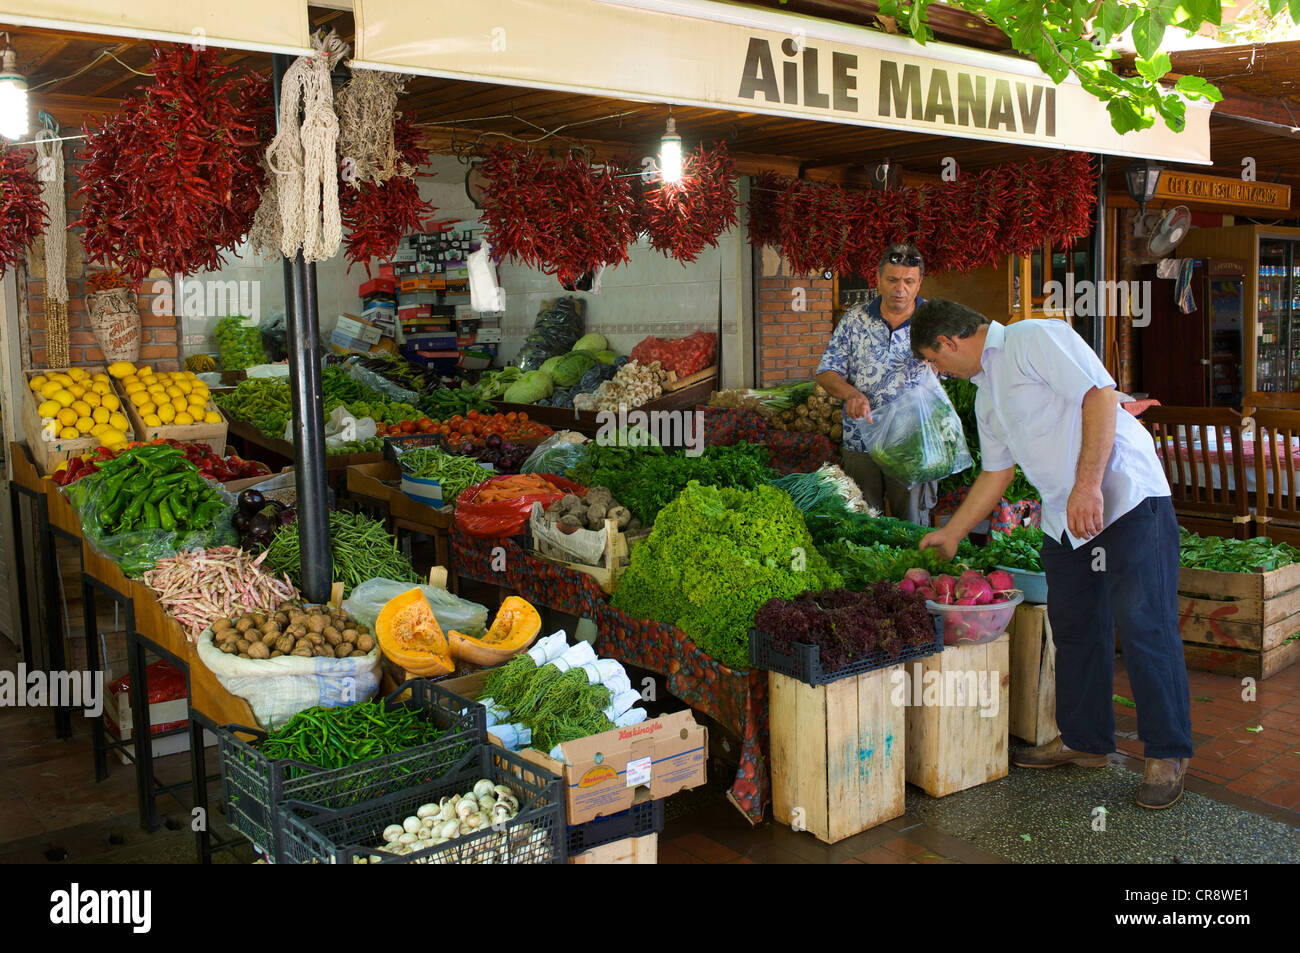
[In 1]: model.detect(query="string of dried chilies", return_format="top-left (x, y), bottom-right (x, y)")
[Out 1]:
top-left (0, 144), bottom-right (45, 277)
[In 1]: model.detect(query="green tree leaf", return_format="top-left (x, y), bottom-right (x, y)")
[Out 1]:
top-left (1132, 9), bottom-right (1166, 59)
top-left (1135, 52), bottom-right (1172, 81)
top-left (1291, 0), bottom-right (1300, 22)
top-left (1175, 74), bottom-right (1224, 102)
top-left (1268, 0), bottom-right (1287, 16)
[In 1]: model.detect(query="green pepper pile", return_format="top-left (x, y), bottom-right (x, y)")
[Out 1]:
top-left (326, 437), bottom-right (385, 456)
top-left (68, 444), bottom-right (226, 537)
top-left (214, 377), bottom-right (293, 437)
top-left (258, 700), bottom-right (447, 772)
top-left (214, 317), bottom-right (268, 370)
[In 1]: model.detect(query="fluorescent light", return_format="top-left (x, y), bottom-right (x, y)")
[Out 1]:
top-left (660, 117), bottom-right (682, 184)
top-left (0, 44), bottom-right (28, 141)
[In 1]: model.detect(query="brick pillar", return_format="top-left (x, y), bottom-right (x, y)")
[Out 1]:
top-left (754, 253), bottom-right (835, 386)
top-left (23, 149), bottom-right (184, 372)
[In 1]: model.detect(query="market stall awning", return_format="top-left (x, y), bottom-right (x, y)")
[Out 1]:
top-left (0, 0), bottom-right (313, 56)
top-left (352, 0), bottom-right (1212, 165)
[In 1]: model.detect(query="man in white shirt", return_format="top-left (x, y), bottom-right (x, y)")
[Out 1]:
top-left (912, 300), bottom-right (1193, 810)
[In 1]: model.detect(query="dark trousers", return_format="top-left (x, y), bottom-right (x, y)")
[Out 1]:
top-left (1040, 496), bottom-right (1194, 760)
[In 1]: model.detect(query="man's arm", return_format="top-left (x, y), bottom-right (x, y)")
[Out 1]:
top-left (919, 467), bottom-right (1015, 559)
top-left (816, 370), bottom-right (871, 422)
top-left (1068, 385), bottom-right (1120, 539)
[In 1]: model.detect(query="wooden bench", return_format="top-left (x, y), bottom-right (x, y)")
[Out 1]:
top-left (1141, 406), bottom-right (1251, 540)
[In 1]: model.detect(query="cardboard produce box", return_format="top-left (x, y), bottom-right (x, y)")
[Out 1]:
top-left (440, 669), bottom-right (708, 825)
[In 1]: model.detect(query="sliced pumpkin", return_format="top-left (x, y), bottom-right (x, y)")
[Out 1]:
top-left (448, 596), bottom-right (542, 667)
top-left (375, 588), bottom-right (454, 676)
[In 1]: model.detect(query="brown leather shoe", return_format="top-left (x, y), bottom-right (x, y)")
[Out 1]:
top-left (1137, 757), bottom-right (1189, 809)
top-left (1012, 736), bottom-right (1108, 769)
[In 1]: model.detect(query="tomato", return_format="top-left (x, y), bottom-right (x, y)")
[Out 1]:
top-left (450, 415), bottom-right (463, 425)
top-left (517, 412), bottom-right (528, 422)
top-left (467, 410), bottom-right (479, 420)
top-left (417, 417), bottom-right (434, 431)
top-left (506, 412), bottom-right (517, 423)
top-left (400, 420), bottom-right (417, 434)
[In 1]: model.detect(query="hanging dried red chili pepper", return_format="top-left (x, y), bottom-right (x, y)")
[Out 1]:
top-left (0, 145), bottom-right (46, 277)
top-left (75, 46), bottom-right (271, 283)
top-left (632, 143), bottom-right (738, 264)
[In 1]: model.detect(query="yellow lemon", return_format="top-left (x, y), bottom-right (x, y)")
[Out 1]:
top-left (74, 416), bottom-right (94, 434)
top-left (68, 367), bottom-right (89, 381)
top-left (140, 401), bottom-right (157, 417)
top-left (91, 382), bottom-right (111, 396)
top-left (53, 389), bottom-right (76, 408)
top-left (70, 400), bottom-right (92, 418)
top-left (37, 399), bottom-right (61, 418)
top-left (203, 411), bottom-right (223, 424)
top-left (121, 374), bottom-right (139, 387)
top-left (59, 426), bottom-right (80, 439)
top-left (174, 412), bottom-right (195, 426)
top-left (176, 380), bottom-right (193, 395)
top-left (100, 393), bottom-right (120, 412)
top-left (124, 381), bottom-right (146, 394)
top-left (171, 396), bottom-right (187, 413)
top-left (82, 391), bottom-right (101, 409)
top-left (143, 413), bottom-right (162, 427)
top-left (156, 404), bottom-right (176, 424)
top-left (164, 385), bottom-right (183, 399)
top-left (108, 412), bottom-right (129, 431)
top-left (92, 406), bottom-right (111, 425)
top-left (141, 374), bottom-right (158, 386)
top-left (98, 428), bottom-right (127, 448)
top-left (147, 383), bottom-right (165, 395)
top-left (68, 385), bottom-right (86, 400)
top-left (107, 361), bottom-right (136, 379)
top-left (29, 375), bottom-right (47, 391)
top-left (136, 365), bottom-right (152, 377)
top-left (56, 408), bottom-right (78, 428)
top-left (92, 373), bottom-right (110, 383)
top-left (130, 390), bottom-right (152, 407)
top-left (51, 373), bottom-right (72, 387)
top-left (39, 381), bottom-right (62, 399)
top-left (90, 423), bottom-right (109, 437)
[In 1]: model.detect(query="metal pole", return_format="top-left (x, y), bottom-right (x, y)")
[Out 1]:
top-left (272, 53), bottom-right (331, 603)
top-left (1092, 153), bottom-right (1108, 359)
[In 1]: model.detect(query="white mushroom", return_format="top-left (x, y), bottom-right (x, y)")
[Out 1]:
top-left (473, 779), bottom-right (496, 800)
top-left (382, 824), bottom-right (404, 844)
top-left (416, 802), bottom-right (440, 819)
top-left (402, 816), bottom-right (421, 834)
top-left (440, 819), bottom-right (460, 840)
top-left (398, 832), bottom-right (418, 845)
top-left (456, 799), bottom-right (476, 820)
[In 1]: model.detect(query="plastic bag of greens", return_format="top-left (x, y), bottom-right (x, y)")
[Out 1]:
top-left (341, 578), bottom-right (489, 637)
top-left (850, 372), bottom-right (972, 487)
top-left (214, 316), bottom-right (269, 370)
top-left (516, 297), bottom-right (584, 372)
top-left (520, 431), bottom-right (589, 475)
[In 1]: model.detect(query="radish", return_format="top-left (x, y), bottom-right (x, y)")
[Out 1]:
top-left (917, 586), bottom-right (937, 602)
top-left (903, 568), bottom-right (932, 588)
top-left (955, 597), bottom-right (979, 606)
top-left (897, 577), bottom-right (918, 595)
top-left (933, 574), bottom-right (957, 603)
top-left (986, 569), bottom-right (1015, 593)
top-left (956, 573), bottom-right (995, 605)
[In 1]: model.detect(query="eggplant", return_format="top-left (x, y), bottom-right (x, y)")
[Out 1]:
top-left (278, 507), bottom-right (298, 527)
top-left (485, 433), bottom-right (503, 450)
top-left (247, 512), bottom-right (273, 544)
top-left (237, 489), bottom-right (266, 518)
top-left (231, 511), bottom-right (252, 536)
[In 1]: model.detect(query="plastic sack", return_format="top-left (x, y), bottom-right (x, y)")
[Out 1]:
top-left (196, 630), bottom-right (381, 730)
top-left (348, 362), bottom-right (419, 405)
top-left (454, 474), bottom-right (584, 538)
top-left (516, 297), bottom-right (584, 372)
top-left (521, 431), bottom-right (589, 475)
top-left (294, 404), bottom-right (378, 448)
top-left (468, 240), bottom-right (506, 313)
top-left (850, 373), bottom-right (973, 487)
top-left (214, 316), bottom-right (269, 370)
top-left (529, 501), bottom-right (607, 566)
top-left (340, 577), bottom-right (489, 636)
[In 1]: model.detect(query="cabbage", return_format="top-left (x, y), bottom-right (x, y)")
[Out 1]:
top-left (574, 333), bottom-right (608, 353)
top-left (551, 350), bottom-right (600, 387)
top-left (540, 355), bottom-right (565, 379)
top-left (503, 370), bottom-right (554, 404)
top-left (591, 349), bottom-right (618, 365)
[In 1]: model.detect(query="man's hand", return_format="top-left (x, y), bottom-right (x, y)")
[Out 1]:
top-left (1067, 483), bottom-right (1105, 539)
top-left (845, 391), bottom-right (873, 423)
top-left (919, 526), bottom-right (961, 561)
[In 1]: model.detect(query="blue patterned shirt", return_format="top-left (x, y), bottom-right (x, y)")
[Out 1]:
top-left (817, 296), bottom-right (930, 453)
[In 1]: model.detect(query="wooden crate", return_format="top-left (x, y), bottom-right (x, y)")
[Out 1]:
top-left (118, 383), bottom-right (228, 455)
top-left (568, 833), bottom-right (658, 864)
top-left (904, 634), bottom-right (1010, 798)
top-left (531, 517), bottom-right (650, 594)
top-left (660, 364), bottom-right (718, 393)
top-left (20, 367), bottom-right (135, 475)
top-left (1177, 564), bottom-right (1300, 678)
top-left (1007, 604), bottom-right (1058, 746)
top-left (768, 666), bottom-right (905, 844)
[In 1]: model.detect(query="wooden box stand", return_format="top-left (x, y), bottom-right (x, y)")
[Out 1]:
top-left (904, 634), bottom-right (1010, 798)
top-left (768, 666), bottom-right (906, 844)
top-left (1007, 604), bottom-right (1058, 746)
top-left (568, 834), bottom-right (658, 864)
top-left (1176, 564), bottom-right (1300, 679)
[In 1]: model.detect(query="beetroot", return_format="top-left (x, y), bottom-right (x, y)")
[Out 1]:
top-left (897, 577), bottom-right (918, 595)
top-left (903, 568), bottom-right (932, 588)
top-left (986, 569), bottom-right (1015, 593)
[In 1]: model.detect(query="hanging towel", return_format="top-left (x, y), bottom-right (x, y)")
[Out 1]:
top-left (1157, 258), bottom-right (1196, 313)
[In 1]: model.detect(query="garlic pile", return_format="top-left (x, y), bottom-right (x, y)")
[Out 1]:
top-left (573, 360), bottom-right (673, 412)
top-left (354, 779), bottom-right (551, 864)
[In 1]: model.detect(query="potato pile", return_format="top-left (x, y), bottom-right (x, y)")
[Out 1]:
top-left (708, 389), bottom-right (774, 417)
top-left (211, 602), bottom-right (377, 660)
top-left (769, 384), bottom-right (844, 443)
top-left (543, 486), bottom-right (641, 532)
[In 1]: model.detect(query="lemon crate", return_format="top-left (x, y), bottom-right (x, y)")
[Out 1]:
top-left (277, 744), bottom-right (566, 864)
top-left (22, 366), bottom-right (136, 475)
top-left (117, 367), bottom-right (228, 454)
top-left (216, 679), bottom-right (486, 862)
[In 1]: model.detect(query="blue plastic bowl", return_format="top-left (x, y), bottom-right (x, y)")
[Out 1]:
top-left (995, 565), bottom-right (1047, 604)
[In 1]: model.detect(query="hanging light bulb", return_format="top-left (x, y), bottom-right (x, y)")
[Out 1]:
top-left (0, 36), bottom-right (29, 141)
top-left (659, 116), bottom-right (682, 184)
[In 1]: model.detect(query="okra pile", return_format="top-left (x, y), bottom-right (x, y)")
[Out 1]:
top-left (67, 443), bottom-right (227, 538)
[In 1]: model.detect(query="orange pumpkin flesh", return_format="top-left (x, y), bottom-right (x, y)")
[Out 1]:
top-left (447, 596), bottom-right (541, 666)
top-left (376, 589), bottom-right (454, 676)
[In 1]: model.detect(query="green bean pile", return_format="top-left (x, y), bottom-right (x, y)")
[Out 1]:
top-left (398, 446), bottom-right (491, 504)
top-left (259, 701), bottom-right (443, 770)
top-left (263, 510), bottom-right (417, 596)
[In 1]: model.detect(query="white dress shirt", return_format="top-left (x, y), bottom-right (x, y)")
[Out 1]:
top-left (971, 320), bottom-right (1170, 549)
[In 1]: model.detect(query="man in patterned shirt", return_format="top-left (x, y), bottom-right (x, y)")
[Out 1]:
top-left (815, 243), bottom-right (937, 523)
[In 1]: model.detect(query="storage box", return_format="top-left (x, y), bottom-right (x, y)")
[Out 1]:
top-left (118, 386), bottom-right (228, 456)
top-left (103, 694), bottom-right (217, 766)
top-left (1007, 604), bottom-right (1058, 746)
top-left (1176, 564), bottom-right (1300, 678)
top-left (440, 669), bottom-right (708, 825)
top-left (335, 315), bottom-right (383, 346)
top-left (569, 833), bottom-right (657, 864)
top-left (769, 665), bottom-right (906, 844)
top-left (20, 366), bottom-right (137, 474)
top-left (904, 634), bottom-right (1010, 797)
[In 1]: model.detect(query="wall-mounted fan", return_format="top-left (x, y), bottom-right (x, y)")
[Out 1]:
top-left (1147, 205), bottom-right (1192, 257)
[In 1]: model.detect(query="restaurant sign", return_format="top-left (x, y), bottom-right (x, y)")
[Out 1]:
top-left (352, 0), bottom-right (1212, 164)
top-left (1153, 172), bottom-right (1291, 212)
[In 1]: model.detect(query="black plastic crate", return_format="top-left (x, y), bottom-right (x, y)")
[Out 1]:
top-left (383, 432), bottom-right (451, 466)
top-left (217, 679), bottom-right (486, 862)
top-left (565, 798), bottom-right (664, 856)
top-left (277, 744), bottom-right (565, 864)
top-left (748, 613), bottom-right (945, 687)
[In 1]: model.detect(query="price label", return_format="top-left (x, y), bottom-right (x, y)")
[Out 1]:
top-left (626, 756), bottom-right (652, 788)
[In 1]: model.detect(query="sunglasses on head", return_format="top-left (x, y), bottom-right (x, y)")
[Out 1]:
top-left (886, 252), bottom-right (922, 266)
